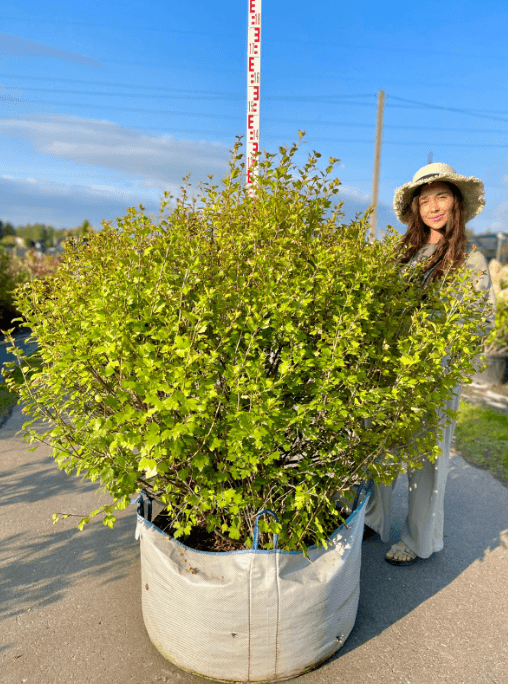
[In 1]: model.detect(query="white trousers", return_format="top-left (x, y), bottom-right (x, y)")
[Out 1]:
top-left (364, 386), bottom-right (461, 559)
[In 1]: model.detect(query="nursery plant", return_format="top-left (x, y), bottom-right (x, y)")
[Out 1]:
top-left (0, 245), bottom-right (20, 330)
top-left (3, 138), bottom-right (490, 553)
top-left (0, 246), bottom-right (62, 330)
top-left (483, 259), bottom-right (508, 355)
top-left (485, 298), bottom-right (508, 354)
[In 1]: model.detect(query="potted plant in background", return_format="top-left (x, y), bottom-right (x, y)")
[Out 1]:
top-left (4, 139), bottom-right (487, 682)
top-left (474, 258), bottom-right (508, 385)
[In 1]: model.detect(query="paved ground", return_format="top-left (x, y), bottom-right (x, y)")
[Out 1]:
top-left (1, 392), bottom-right (507, 684)
top-left (462, 381), bottom-right (508, 411)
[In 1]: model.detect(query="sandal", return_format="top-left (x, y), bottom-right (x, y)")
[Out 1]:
top-left (385, 540), bottom-right (419, 566)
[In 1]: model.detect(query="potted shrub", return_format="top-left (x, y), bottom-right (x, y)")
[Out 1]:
top-left (478, 268), bottom-right (508, 385)
top-left (4, 140), bottom-right (488, 681)
top-left (0, 245), bottom-right (21, 331)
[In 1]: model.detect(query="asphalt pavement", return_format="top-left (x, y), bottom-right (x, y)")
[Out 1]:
top-left (1, 393), bottom-right (507, 684)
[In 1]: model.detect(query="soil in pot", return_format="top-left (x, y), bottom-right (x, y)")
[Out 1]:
top-left (151, 508), bottom-right (351, 553)
top-left (152, 515), bottom-right (246, 552)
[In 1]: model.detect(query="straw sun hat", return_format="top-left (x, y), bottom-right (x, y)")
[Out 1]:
top-left (393, 163), bottom-right (485, 225)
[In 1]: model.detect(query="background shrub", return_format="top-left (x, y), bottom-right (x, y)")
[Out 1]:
top-left (0, 246), bottom-right (23, 331)
top-left (0, 248), bottom-right (61, 332)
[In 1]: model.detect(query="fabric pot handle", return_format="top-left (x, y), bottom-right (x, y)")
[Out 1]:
top-left (253, 509), bottom-right (279, 551)
top-left (133, 492), bottom-right (152, 522)
top-left (351, 480), bottom-right (373, 513)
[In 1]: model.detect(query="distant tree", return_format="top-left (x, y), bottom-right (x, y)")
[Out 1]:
top-left (15, 223), bottom-right (59, 250)
top-left (0, 220), bottom-right (16, 239)
top-left (78, 219), bottom-right (94, 237)
top-left (2, 222), bottom-right (93, 252)
top-left (465, 226), bottom-right (475, 241)
top-left (16, 223), bottom-right (39, 245)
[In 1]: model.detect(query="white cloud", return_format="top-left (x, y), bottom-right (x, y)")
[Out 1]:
top-left (484, 202), bottom-right (508, 233)
top-left (339, 186), bottom-right (371, 202)
top-left (0, 169), bottom-right (400, 232)
top-left (89, 184), bottom-right (122, 193)
top-left (0, 32), bottom-right (102, 68)
top-left (3, 174), bottom-right (37, 183)
top-left (0, 115), bottom-right (231, 189)
top-left (337, 186), bottom-right (400, 232)
top-left (0, 114), bottom-right (401, 232)
top-left (0, 175), bottom-right (158, 228)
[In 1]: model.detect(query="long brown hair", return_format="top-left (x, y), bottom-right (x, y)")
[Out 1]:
top-left (397, 181), bottom-right (467, 281)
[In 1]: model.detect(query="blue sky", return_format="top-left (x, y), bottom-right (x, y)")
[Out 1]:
top-left (1, 0), bottom-right (507, 234)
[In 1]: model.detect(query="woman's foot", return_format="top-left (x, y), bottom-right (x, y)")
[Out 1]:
top-left (385, 540), bottom-right (419, 566)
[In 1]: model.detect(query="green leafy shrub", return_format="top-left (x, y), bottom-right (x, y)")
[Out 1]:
top-left (0, 383), bottom-right (17, 421)
top-left (9, 250), bottom-right (62, 283)
top-left (485, 292), bottom-right (508, 353)
top-left (0, 245), bottom-right (23, 330)
top-left (4, 140), bottom-right (489, 551)
top-left (0, 235), bottom-right (21, 248)
top-left (0, 247), bottom-right (61, 331)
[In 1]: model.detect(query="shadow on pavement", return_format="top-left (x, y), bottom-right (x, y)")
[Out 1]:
top-left (334, 454), bottom-right (508, 660)
top-left (0, 429), bottom-right (139, 620)
top-left (0, 446), bottom-right (96, 508)
top-left (0, 514), bottom-right (137, 620)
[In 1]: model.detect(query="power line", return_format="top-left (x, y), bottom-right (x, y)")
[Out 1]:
top-left (0, 85), bottom-right (376, 102)
top-left (1, 114), bottom-right (505, 148)
top-left (1, 111), bottom-right (508, 149)
top-left (0, 73), bottom-right (245, 94)
top-left (139, 121), bottom-right (508, 135)
top-left (2, 16), bottom-right (507, 64)
top-left (0, 17), bottom-right (230, 39)
top-left (0, 98), bottom-right (245, 119)
top-left (387, 95), bottom-right (508, 124)
top-left (1, 86), bottom-right (246, 101)
top-left (0, 97), bottom-right (377, 117)
top-left (1, 71), bottom-right (507, 97)
top-left (3, 76), bottom-right (508, 125)
top-left (3, 90), bottom-right (508, 148)
top-left (3, 103), bottom-right (507, 140)
top-left (6, 90), bottom-right (508, 128)
top-left (263, 135), bottom-right (508, 148)
top-left (2, 72), bottom-right (508, 119)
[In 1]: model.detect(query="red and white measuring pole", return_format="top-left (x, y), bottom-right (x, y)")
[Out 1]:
top-left (246, 0), bottom-right (261, 192)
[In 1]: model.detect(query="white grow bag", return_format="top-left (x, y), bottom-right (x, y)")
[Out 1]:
top-left (135, 483), bottom-right (372, 683)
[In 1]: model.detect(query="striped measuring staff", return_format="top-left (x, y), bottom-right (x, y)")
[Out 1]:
top-left (246, 0), bottom-right (261, 192)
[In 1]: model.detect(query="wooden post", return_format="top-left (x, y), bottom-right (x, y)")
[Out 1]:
top-left (369, 90), bottom-right (385, 242)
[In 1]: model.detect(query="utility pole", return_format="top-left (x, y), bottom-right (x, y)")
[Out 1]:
top-left (369, 89), bottom-right (385, 241)
top-left (428, 152), bottom-right (433, 164)
top-left (246, 0), bottom-right (262, 194)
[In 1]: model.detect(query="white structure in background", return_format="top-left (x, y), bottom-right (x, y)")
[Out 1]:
top-left (469, 232), bottom-right (508, 264)
top-left (246, 0), bottom-right (261, 192)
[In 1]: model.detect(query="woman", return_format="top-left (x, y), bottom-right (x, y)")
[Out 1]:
top-left (364, 162), bottom-right (496, 566)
